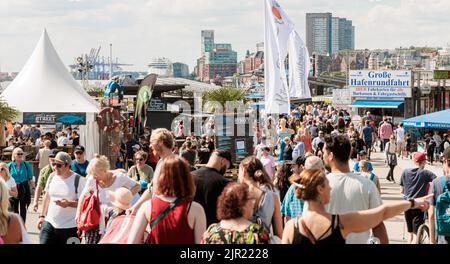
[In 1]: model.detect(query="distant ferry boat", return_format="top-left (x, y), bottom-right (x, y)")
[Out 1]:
top-left (148, 57), bottom-right (173, 77)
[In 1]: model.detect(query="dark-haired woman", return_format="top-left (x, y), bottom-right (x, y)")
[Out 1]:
top-left (201, 183), bottom-right (270, 244)
top-left (282, 169), bottom-right (431, 244)
top-left (238, 156), bottom-right (283, 240)
top-left (273, 162), bottom-right (292, 202)
top-left (127, 156), bottom-right (206, 244)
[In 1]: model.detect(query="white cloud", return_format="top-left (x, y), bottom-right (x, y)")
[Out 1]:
top-left (0, 0), bottom-right (449, 73)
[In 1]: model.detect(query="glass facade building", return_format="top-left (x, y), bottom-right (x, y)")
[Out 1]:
top-left (307, 13), bottom-right (355, 55)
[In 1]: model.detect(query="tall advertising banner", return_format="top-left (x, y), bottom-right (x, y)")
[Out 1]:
top-left (264, 0), bottom-right (291, 114)
top-left (288, 31), bottom-right (311, 99)
top-left (264, 0), bottom-right (311, 114)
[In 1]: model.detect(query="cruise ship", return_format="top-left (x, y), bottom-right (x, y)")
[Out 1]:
top-left (148, 57), bottom-right (173, 77)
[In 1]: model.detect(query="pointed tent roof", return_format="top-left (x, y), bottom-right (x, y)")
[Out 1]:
top-left (1, 29), bottom-right (99, 113)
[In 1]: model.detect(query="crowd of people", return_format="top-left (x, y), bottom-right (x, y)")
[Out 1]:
top-left (1, 103), bottom-right (450, 245)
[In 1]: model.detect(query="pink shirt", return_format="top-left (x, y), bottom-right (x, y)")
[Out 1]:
top-left (379, 123), bottom-right (393, 140)
top-left (260, 155), bottom-right (276, 180)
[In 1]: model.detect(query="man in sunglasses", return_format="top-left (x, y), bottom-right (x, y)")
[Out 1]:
top-left (71, 145), bottom-right (89, 177)
top-left (37, 152), bottom-right (86, 244)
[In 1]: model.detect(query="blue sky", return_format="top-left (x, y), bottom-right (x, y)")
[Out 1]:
top-left (0, 0), bottom-right (449, 73)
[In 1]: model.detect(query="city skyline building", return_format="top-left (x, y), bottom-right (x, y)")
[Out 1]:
top-left (306, 12), bottom-right (332, 56)
top-left (173, 62), bottom-right (190, 78)
top-left (197, 30), bottom-right (237, 82)
top-left (306, 12), bottom-right (355, 56)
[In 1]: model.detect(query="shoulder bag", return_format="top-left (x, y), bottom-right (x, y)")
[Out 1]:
top-left (77, 181), bottom-right (101, 234)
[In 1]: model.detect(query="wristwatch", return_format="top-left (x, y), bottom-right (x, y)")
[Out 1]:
top-left (408, 198), bottom-right (415, 208)
top-left (39, 215), bottom-right (45, 219)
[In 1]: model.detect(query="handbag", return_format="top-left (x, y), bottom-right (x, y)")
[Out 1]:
top-left (387, 153), bottom-right (397, 166)
top-left (77, 181), bottom-right (101, 233)
top-left (386, 142), bottom-right (397, 166)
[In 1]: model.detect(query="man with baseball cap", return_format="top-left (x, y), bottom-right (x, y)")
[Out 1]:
top-left (192, 149), bottom-right (232, 226)
top-left (71, 145), bottom-right (89, 177)
top-left (37, 152), bottom-right (86, 244)
top-left (400, 152), bottom-right (437, 243)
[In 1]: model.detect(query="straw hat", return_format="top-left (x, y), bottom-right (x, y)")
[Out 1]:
top-left (107, 187), bottom-right (133, 210)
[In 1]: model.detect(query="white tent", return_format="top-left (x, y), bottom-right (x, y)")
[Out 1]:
top-left (1, 29), bottom-right (100, 159)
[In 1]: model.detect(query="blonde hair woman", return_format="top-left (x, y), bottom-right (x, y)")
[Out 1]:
top-left (8, 147), bottom-right (34, 223)
top-left (0, 179), bottom-right (31, 244)
top-left (77, 154), bottom-right (140, 244)
top-left (0, 162), bottom-right (18, 199)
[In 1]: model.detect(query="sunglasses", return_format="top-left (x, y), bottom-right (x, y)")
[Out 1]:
top-left (51, 163), bottom-right (65, 168)
top-left (75, 152), bottom-right (84, 155)
top-left (136, 158), bottom-right (144, 162)
top-left (16, 153), bottom-right (24, 156)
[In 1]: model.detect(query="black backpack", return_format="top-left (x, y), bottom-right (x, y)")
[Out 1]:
top-left (438, 140), bottom-right (448, 154)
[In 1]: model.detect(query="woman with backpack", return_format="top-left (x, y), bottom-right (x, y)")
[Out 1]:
top-left (8, 147), bottom-right (34, 223)
top-left (201, 183), bottom-right (270, 244)
top-left (98, 187), bottom-right (133, 244)
top-left (77, 155), bottom-right (140, 244)
top-left (238, 156), bottom-right (283, 241)
top-left (127, 156), bottom-right (206, 244)
top-left (385, 135), bottom-right (397, 182)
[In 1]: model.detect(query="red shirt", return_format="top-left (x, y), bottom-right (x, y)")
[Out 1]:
top-left (145, 197), bottom-right (194, 244)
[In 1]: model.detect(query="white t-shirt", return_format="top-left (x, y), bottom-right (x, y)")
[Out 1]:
top-left (44, 173), bottom-right (86, 229)
top-left (326, 172), bottom-right (382, 244)
top-left (82, 172), bottom-right (139, 207)
top-left (57, 136), bottom-right (69, 146)
top-left (5, 177), bottom-right (16, 198)
top-left (396, 128), bottom-right (405, 143)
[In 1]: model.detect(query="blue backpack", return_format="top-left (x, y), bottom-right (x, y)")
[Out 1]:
top-left (435, 177), bottom-right (450, 236)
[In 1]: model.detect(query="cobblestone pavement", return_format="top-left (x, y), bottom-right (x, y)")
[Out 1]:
top-left (25, 151), bottom-right (443, 244)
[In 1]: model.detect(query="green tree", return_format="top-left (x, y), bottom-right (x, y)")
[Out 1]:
top-left (0, 98), bottom-right (19, 146)
top-left (202, 86), bottom-right (248, 111)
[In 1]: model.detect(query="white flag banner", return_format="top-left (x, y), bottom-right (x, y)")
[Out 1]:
top-left (288, 30), bottom-right (311, 99)
top-left (264, 0), bottom-right (293, 114)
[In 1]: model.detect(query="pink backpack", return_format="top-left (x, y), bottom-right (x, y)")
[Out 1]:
top-left (99, 215), bottom-right (135, 244)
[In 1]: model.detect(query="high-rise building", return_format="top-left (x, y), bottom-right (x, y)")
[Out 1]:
top-left (173, 62), bottom-right (190, 78)
top-left (338, 18), bottom-right (354, 50)
top-left (197, 30), bottom-right (237, 82)
top-left (331, 17), bottom-right (340, 55)
top-left (306, 13), bottom-right (354, 55)
top-left (201, 30), bottom-right (215, 54)
top-left (306, 13), bottom-right (332, 56)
